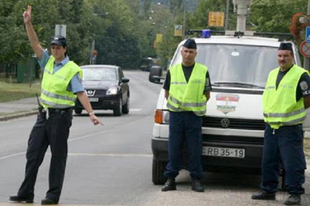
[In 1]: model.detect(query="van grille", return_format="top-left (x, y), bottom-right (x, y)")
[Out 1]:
top-left (203, 117), bottom-right (265, 130)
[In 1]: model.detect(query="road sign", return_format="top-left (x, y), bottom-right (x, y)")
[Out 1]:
top-left (300, 41), bottom-right (310, 57)
top-left (174, 25), bottom-right (182, 36)
top-left (208, 12), bottom-right (224, 27)
top-left (55, 24), bottom-right (66, 37)
top-left (306, 26), bottom-right (310, 42)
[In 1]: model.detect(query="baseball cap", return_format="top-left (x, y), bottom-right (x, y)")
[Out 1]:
top-left (50, 35), bottom-right (67, 46)
top-left (183, 38), bottom-right (197, 49)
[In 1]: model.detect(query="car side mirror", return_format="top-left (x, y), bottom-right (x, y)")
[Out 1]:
top-left (122, 77), bottom-right (130, 83)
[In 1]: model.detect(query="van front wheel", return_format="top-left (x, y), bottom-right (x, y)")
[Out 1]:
top-left (152, 159), bottom-right (167, 185)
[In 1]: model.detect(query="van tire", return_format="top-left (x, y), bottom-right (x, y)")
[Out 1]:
top-left (152, 159), bottom-right (167, 185)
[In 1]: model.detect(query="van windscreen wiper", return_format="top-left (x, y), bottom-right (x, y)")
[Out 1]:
top-left (212, 81), bottom-right (265, 89)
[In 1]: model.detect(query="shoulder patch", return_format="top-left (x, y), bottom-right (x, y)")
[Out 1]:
top-left (300, 81), bottom-right (308, 91)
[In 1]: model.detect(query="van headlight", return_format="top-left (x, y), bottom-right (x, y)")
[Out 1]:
top-left (154, 109), bottom-right (169, 124)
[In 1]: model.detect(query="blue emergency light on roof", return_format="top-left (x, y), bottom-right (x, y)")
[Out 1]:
top-left (201, 29), bottom-right (211, 38)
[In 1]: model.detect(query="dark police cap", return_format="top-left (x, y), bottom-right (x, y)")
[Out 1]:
top-left (50, 35), bottom-right (67, 46)
top-left (278, 42), bottom-right (293, 51)
top-left (183, 38), bottom-right (197, 49)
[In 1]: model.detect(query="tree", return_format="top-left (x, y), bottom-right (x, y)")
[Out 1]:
top-left (249, 0), bottom-right (308, 33)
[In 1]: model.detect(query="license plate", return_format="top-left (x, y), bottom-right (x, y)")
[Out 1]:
top-left (202, 146), bottom-right (245, 158)
top-left (89, 97), bottom-right (99, 102)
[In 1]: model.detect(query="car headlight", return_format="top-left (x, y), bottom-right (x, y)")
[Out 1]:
top-left (106, 86), bottom-right (118, 95)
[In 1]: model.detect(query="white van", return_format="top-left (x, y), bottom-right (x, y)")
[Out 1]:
top-left (150, 31), bottom-right (310, 185)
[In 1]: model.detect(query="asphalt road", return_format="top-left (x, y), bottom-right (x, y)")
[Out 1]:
top-left (0, 70), bottom-right (309, 206)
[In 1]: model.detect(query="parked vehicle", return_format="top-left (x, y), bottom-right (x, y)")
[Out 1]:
top-left (148, 65), bottom-right (163, 83)
top-left (149, 31), bottom-right (310, 185)
top-left (140, 57), bottom-right (159, 71)
top-left (74, 65), bottom-right (130, 116)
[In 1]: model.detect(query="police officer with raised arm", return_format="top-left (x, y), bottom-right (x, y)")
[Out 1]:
top-left (9, 5), bottom-right (102, 205)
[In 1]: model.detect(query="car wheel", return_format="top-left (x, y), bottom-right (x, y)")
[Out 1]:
top-left (113, 98), bottom-right (122, 116)
top-left (152, 159), bottom-right (167, 185)
top-left (74, 109), bottom-right (82, 115)
top-left (122, 97), bottom-right (130, 114)
top-left (149, 66), bottom-right (162, 83)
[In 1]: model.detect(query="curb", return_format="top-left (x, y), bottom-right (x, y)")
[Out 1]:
top-left (0, 110), bottom-right (38, 121)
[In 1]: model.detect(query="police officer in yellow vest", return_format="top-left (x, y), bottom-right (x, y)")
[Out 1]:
top-left (252, 42), bottom-right (310, 205)
top-left (161, 39), bottom-right (211, 192)
top-left (10, 5), bottom-right (102, 205)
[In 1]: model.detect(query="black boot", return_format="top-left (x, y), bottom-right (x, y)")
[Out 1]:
top-left (284, 194), bottom-right (301, 205)
top-left (161, 178), bottom-right (176, 191)
top-left (9, 195), bottom-right (34, 203)
top-left (251, 191), bottom-right (276, 200)
top-left (192, 179), bottom-right (204, 192)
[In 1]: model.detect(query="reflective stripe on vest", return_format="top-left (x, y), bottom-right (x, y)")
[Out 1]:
top-left (167, 63), bottom-right (207, 116)
top-left (262, 65), bottom-right (308, 129)
top-left (40, 56), bottom-right (82, 108)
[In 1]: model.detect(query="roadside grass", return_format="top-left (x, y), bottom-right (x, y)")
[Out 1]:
top-left (0, 80), bottom-right (40, 103)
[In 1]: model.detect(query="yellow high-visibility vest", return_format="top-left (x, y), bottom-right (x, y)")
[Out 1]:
top-left (40, 56), bottom-right (82, 108)
top-left (262, 65), bottom-right (308, 129)
top-left (167, 63), bottom-right (208, 116)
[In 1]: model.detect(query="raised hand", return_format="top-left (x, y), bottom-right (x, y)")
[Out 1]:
top-left (23, 5), bottom-right (32, 24)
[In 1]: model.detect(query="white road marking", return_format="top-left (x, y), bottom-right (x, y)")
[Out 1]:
top-left (129, 108), bottom-right (142, 112)
top-left (68, 153), bottom-right (152, 157)
top-left (2, 204), bottom-right (123, 206)
top-left (0, 152), bottom-right (25, 161)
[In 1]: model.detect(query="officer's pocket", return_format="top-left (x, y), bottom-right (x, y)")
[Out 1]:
top-left (61, 111), bottom-right (73, 128)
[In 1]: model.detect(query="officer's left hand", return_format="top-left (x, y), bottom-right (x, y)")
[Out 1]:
top-left (90, 114), bottom-right (103, 125)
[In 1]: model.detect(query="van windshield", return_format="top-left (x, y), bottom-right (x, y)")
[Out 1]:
top-left (171, 44), bottom-right (280, 88)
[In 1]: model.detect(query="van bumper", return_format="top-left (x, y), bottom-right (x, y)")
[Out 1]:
top-left (151, 137), bottom-right (263, 174)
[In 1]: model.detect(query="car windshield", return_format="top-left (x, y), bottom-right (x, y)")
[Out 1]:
top-left (171, 44), bottom-right (283, 88)
top-left (82, 67), bottom-right (117, 81)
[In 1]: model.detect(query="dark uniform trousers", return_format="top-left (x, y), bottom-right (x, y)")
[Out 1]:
top-left (261, 124), bottom-right (306, 194)
top-left (164, 111), bottom-right (204, 179)
top-left (17, 108), bottom-right (72, 202)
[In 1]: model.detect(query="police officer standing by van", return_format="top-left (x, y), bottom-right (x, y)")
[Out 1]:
top-left (161, 39), bottom-right (211, 192)
top-left (252, 42), bottom-right (310, 205)
top-left (9, 5), bottom-right (102, 205)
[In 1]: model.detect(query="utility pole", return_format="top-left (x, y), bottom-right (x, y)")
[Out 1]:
top-left (225, 0), bottom-right (230, 30)
top-left (183, 0), bottom-right (186, 38)
top-left (304, 0), bottom-right (310, 70)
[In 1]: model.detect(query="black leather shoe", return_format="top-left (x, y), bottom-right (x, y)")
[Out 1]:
top-left (251, 191), bottom-right (276, 200)
top-left (161, 178), bottom-right (176, 191)
top-left (284, 194), bottom-right (301, 205)
top-left (191, 179), bottom-right (204, 192)
top-left (41, 198), bottom-right (58, 205)
top-left (9, 195), bottom-right (34, 203)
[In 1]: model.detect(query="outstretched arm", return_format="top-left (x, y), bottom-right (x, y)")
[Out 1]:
top-left (76, 91), bottom-right (103, 125)
top-left (23, 5), bottom-right (43, 59)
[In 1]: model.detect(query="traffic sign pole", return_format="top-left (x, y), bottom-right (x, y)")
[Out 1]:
top-left (303, 0), bottom-right (310, 70)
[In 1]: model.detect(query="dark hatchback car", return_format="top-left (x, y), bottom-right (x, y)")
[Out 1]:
top-left (74, 65), bottom-right (130, 116)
